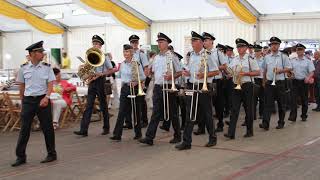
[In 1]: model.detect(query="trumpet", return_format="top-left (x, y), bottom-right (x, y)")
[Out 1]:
top-left (234, 64), bottom-right (243, 90)
top-left (127, 59), bottom-right (145, 126)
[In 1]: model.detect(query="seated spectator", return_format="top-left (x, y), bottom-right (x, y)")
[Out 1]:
top-left (51, 68), bottom-right (76, 129)
top-left (1, 69), bottom-right (20, 91)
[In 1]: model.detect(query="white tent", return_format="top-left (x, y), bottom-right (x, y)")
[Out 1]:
top-left (1, 0), bottom-right (320, 68)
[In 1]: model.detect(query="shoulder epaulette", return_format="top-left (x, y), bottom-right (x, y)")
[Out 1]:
top-left (20, 62), bottom-right (28, 67)
top-left (139, 49), bottom-right (145, 53)
top-left (42, 62), bottom-right (51, 67)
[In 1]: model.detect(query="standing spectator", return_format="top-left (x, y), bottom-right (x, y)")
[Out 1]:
top-left (313, 51), bottom-right (320, 111)
top-left (61, 52), bottom-right (71, 69)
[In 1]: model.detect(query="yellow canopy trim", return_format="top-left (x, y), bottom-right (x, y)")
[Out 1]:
top-left (0, 0), bottom-right (64, 34)
top-left (80, 0), bottom-right (148, 30)
top-left (217, 0), bottom-right (257, 24)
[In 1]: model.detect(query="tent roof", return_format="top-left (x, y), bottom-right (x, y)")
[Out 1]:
top-left (247, 0), bottom-right (320, 14)
top-left (1, 0), bottom-right (320, 32)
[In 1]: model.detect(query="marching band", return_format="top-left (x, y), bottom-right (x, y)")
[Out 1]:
top-left (12, 32), bottom-right (317, 166)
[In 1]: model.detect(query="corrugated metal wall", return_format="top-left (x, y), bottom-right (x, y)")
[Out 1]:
top-left (259, 18), bottom-right (320, 41)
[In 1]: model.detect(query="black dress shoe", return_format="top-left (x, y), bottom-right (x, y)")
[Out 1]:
top-left (73, 131), bottom-right (88, 137)
top-left (11, 158), bottom-right (26, 167)
top-left (133, 134), bottom-right (142, 140)
top-left (241, 122), bottom-right (246, 126)
top-left (193, 130), bottom-right (205, 135)
top-left (276, 124), bottom-right (284, 129)
top-left (159, 126), bottom-right (169, 132)
top-left (101, 129), bottom-right (109, 135)
top-left (123, 124), bottom-right (133, 129)
top-left (224, 133), bottom-right (235, 139)
top-left (110, 136), bottom-right (121, 141)
top-left (312, 107), bottom-right (320, 111)
top-left (243, 133), bottom-right (253, 138)
top-left (169, 137), bottom-right (181, 144)
top-left (302, 118), bottom-right (307, 122)
top-left (40, 155), bottom-right (57, 163)
top-left (215, 127), bottom-right (223, 133)
top-left (139, 138), bottom-right (153, 146)
top-left (259, 123), bottom-right (269, 131)
top-left (175, 143), bottom-right (191, 150)
top-left (205, 139), bottom-right (217, 147)
top-left (225, 121), bottom-right (230, 126)
top-left (288, 118), bottom-right (296, 122)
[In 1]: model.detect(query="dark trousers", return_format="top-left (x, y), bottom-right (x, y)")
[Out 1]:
top-left (182, 83), bottom-right (216, 145)
top-left (212, 79), bottom-right (224, 129)
top-left (113, 85), bottom-right (142, 137)
top-left (162, 85), bottom-right (186, 129)
top-left (80, 77), bottom-right (109, 132)
top-left (254, 78), bottom-right (264, 118)
top-left (223, 78), bottom-right (233, 114)
top-left (178, 95), bottom-right (187, 128)
top-left (145, 85), bottom-right (181, 140)
top-left (315, 79), bottom-right (320, 108)
top-left (125, 95), bottom-right (148, 127)
top-left (227, 83), bottom-right (254, 136)
top-left (262, 80), bottom-right (286, 128)
top-left (15, 95), bottom-right (56, 159)
top-left (289, 80), bottom-right (309, 120)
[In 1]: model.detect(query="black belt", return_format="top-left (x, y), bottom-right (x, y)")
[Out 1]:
top-left (24, 94), bottom-right (45, 99)
top-left (267, 80), bottom-right (285, 83)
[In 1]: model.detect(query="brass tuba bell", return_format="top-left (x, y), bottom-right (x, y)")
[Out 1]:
top-left (78, 47), bottom-right (105, 84)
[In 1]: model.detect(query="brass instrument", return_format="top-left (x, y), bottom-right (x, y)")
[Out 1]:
top-left (199, 50), bottom-right (209, 92)
top-left (127, 59), bottom-right (145, 126)
top-left (188, 50), bottom-right (209, 122)
top-left (162, 51), bottom-right (178, 121)
top-left (78, 47), bottom-right (105, 84)
top-left (234, 63), bottom-right (243, 90)
top-left (286, 70), bottom-right (295, 79)
top-left (271, 59), bottom-right (278, 86)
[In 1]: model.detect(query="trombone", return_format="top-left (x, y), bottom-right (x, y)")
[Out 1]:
top-left (162, 51), bottom-right (178, 121)
top-left (271, 59), bottom-right (278, 86)
top-left (234, 64), bottom-right (243, 90)
top-left (187, 50), bottom-right (209, 122)
top-left (127, 59), bottom-right (145, 126)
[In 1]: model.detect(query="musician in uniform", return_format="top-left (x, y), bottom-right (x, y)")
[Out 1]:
top-left (12, 41), bottom-right (57, 167)
top-left (139, 32), bottom-right (182, 145)
top-left (259, 37), bottom-right (292, 130)
top-left (201, 32), bottom-right (227, 133)
top-left (253, 44), bottom-right (265, 120)
top-left (74, 35), bottom-right (115, 137)
top-left (223, 45), bottom-right (234, 117)
top-left (110, 44), bottom-right (146, 141)
top-left (160, 50), bottom-right (186, 131)
top-left (288, 43), bottom-right (315, 122)
top-left (175, 31), bottom-right (219, 150)
top-left (224, 38), bottom-right (260, 139)
top-left (129, 35), bottom-right (149, 128)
